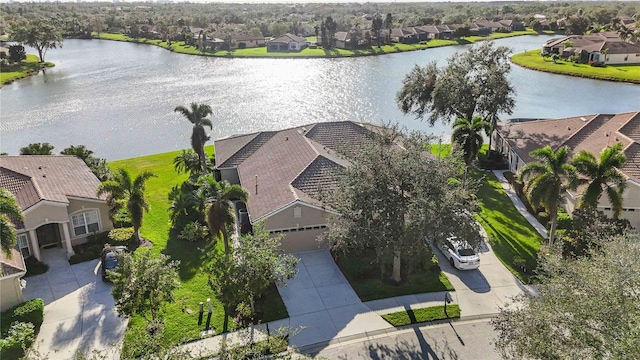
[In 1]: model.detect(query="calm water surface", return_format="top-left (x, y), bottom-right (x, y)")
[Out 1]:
top-left (1, 35), bottom-right (639, 160)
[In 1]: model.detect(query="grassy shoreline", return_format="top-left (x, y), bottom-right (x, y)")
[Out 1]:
top-left (511, 50), bottom-right (640, 84)
top-left (93, 29), bottom-right (543, 59)
top-left (0, 54), bottom-right (54, 86)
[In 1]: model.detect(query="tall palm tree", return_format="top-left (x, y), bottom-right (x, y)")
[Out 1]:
top-left (451, 116), bottom-right (489, 167)
top-left (572, 142), bottom-right (627, 218)
top-left (97, 169), bottom-right (157, 244)
top-left (196, 174), bottom-right (248, 257)
top-left (520, 146), bottom-right (578, 245)
top-left (173, 149), bottom-right (202, 177)
top-left (0, 188), bottom-right (24, 258)
top-left (174, 103), bottom-right (213, 174)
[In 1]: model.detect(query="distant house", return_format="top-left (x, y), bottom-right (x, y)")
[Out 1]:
top-left (542, 32), bottom-right (640, 65)
top-left (0, 156), bottom-right (114, 261)
top-left (498, 19), bottom-right (525, 32)
top-left (230, 33), bottom-right (266, 49)
top-left (475, 21), bottom-right (505, 33)
top-left (267, 33), bottom-right (307, 52)
top-left (494, 112), bottom-right (640, 228)
top-left (214, 121), bottom-right (386, 252)
top-left (1, 249), bottom-right (26, 312)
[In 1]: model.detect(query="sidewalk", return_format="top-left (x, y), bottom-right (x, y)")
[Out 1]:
top-left (492, 170), bottom-right (548, 240)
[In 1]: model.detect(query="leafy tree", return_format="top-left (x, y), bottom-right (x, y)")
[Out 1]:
top-left (371, 15), bottom-right (383, 46)
top-left (173, 149), bottom-right (201, 178)
top-left (572, 143), bottom-right (627, 218)
top-left (97, 169), bottom-right (157, 244)
top-left (174, 103), bottom-right (213, 174)
top-left (8, 45), bottom-right (26, 63)
top-left (0, 188), bottom-right (24, 258)
top-left (210, 223), bottom-right (298, 330)
top-left (20, 143), bottom-right (54, 155)
top-left (560, 208), bottom-right (631, 259)
top-left (168, 181), bottom-right (201, 232)
top-left (196, 174), bottom-right (248, 257)
top-left (451, 116), bottom-right (489, 167)
top-left (530, 19), bottom-right (542, 32)
top-left (519, 146), bottom-right (578, 245)
top-left (324, 16), bottom-right (337, 48)
top-left (563, 39), bottom-right (574, 49)
top-left (110, 251), bottom-right (180, 329)
top-left (565, 16), bottom-right (590, 35)
top-left (61, 145), bottom-right (112, 181)
top-left (11, 18), bottom-right (63, 62)
top-left (323, 127), bottom-right (481, 283)
top-left (492, 234), bottom-right (640, 360)
top-left (60, 144), bottom-right (94, 161)
top-left (397, 41), bottom-right (515, 149)
top-left (384, 13), bottom-right (393, 42)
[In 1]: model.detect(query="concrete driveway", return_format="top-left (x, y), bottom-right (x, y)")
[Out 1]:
top-left (276, 250), bottom-right (392, 348)
top-left (22, 248), bottom-right (127, 360)
top-left (433, 238), bottom-right (528, 318)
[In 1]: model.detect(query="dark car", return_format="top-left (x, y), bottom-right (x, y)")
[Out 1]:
top-left (101, 246), bottom-right (127, 282)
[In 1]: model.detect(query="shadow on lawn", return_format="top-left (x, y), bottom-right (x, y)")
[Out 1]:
top-left (163, 229), bottom-right (218, 281)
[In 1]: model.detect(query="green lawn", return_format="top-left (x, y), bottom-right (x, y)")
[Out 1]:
top-left (382, 305), bottom-right (460, 327)
top-left (93, 30), bottom-right (541, 59)
top-left (108, 146), bottom-right (288, 353)
top-left (472, 169), bottom-right (544, 283)
top-left (511, 50), bottom-right (640, 83)
top-left (0, 54), bottom-right (54, 85)
top-left (334, 248), bottom-right (454, 302)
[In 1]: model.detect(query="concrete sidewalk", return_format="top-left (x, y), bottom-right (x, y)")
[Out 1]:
top-left (493, 170), bottom-right (548, 240)
top-left (364, 291), bottom-right (455, 316)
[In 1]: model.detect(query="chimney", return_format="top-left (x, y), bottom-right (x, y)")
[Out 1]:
top-left (255, 175), bottom-right (258, 195)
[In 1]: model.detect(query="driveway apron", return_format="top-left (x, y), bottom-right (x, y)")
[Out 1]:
top-left (21, 248), bottom-right (127, 360)
top-left (276, 250), bottom-right (392, 348)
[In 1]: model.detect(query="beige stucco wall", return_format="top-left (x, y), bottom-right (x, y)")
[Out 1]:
top-left (22, 203), bottom-right (69, 230)
top-left (220, 168), bottom-right (240, 185)
top-left (262, 203), bottom-right (328, 230)
top-left (67, 199), bottom-right (113, 243)
top-left (0, 276), bottom-right (24, 312)
top-left (605, 53), bottom-right (640, 65)
top-left (595, 181), bottom-right (640, 229)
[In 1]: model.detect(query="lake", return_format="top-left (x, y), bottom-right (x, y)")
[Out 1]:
top-left (1, 35), bottom-right (639, 160)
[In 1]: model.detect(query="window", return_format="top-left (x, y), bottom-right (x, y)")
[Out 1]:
top-left (17, 234), bottom-right (30, 257)
top-left (71, 210), bottom-right (100, 236)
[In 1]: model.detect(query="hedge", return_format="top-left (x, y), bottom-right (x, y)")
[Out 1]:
top-left (0, 299), bottom-right (44, 359)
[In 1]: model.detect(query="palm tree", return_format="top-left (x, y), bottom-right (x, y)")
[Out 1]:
top-left (97, 169), bottom-right (157, 244)
top-left (196, 174), bottom-right (248, 257)
top-left (520, 146), bottom-right (578, 245)
top-left (173, 149), bottom-right (202, 177)
top-left (0, 188), bottom-right (24, 258)
top-left (451, 116), bottom-right (489, 167)
top-left (572, 143), bottom-right (627, 218)
top-left (174, 103), bottom-right (213, 174)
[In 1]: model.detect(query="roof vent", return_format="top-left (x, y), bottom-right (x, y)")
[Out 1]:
top-left (567, 127), bottom-right (571, 130)
top-left (42, 173), bottom-right (47, 178)
top-left (580, 117), bottom-right (587, 122)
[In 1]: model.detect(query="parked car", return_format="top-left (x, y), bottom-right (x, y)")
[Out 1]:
top-left (437, 236), bottom-right (480, 270)
top-left (101, 246), bottom-right (127, 281)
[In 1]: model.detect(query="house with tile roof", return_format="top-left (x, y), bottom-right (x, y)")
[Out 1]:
top-left (267, 33), bottom-right (308, 52)
top-left (542, 32), bottom-right (640, 65)
top-left (494, 112), bottom-right (640, 228)
top-left (214, 121), bottom-right (383, 252)
top-left (1, 249), bottom-right (27, 311)
top-left (0, 156), bottom-right (113, 261)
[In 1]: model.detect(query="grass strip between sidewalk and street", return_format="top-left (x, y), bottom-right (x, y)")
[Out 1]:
top-left (382, 305), bottom-right (461, 327)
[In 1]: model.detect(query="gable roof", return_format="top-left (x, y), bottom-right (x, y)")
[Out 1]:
top-left (214, 121), bottom-right (382, 222)
top-left (270, 33), bottom-right (306, 43)
top-left (498, 112), bottom-right (640, 183)
top-left (0, 156), bottom-right (106, 212)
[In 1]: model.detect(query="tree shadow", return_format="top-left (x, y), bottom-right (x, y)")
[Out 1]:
top-left (163, 229), bottom-right (218, 281)
top-left (323, 48), bottom-right (342, 57)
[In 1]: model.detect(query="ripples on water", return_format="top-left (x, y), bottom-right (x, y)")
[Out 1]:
top-left (1, 36), bottom-right (639, 160)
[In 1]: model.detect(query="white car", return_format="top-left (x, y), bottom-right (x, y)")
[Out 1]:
top-left (438, 236), bottom-right (480, 270)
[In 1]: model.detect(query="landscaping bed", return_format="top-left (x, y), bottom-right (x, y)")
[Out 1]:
top-left (333, 247), bottom-right (454, 302)
top-left (382, 305), bottom-right (461, 327)
top-left (0, 299), bottom-right (44, 359)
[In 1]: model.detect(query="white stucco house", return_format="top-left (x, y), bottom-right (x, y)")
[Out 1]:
top-left (0, 249), bottom-right (27, 311)
top-left (267, 33), bottom-right (308, 52)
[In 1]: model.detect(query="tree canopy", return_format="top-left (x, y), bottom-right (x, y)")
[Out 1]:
top-left (20, 142), bottom-right (54, 155)
top-left (11, 17), bottom-right (63, 62)
top-left (322, 127), bottom-right (481, 283)
top-left (492, 234), bottom-right (640, 360)
top-left (0, 188), bottom-right (24, 258)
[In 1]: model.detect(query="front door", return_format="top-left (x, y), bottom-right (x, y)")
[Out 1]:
top-left (37, 223), bottom-right (61, 249)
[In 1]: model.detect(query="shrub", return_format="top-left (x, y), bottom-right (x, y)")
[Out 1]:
top-left (108, 227), bottom-right (135, 244)
top-left (178, 221), bottom-right (208, 242)
top-left (10, 299), bottom-right (44, 331)
top-left (0, 322), bottom-right (35, 359)
top-left (24, 256), bottom-right (49, 277)
top-left (8, 45), bottom-right (26, 63)
top-left (556, 210), bottom-right (573, 230)
top-left (478, 150), bottom-right (508, 170)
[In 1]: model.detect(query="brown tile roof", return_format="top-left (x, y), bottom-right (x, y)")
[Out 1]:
top-left (270, 33), bottom-right (306, 43)
top-left (1, 249), bottom-right (25, 278)
top-left (0, 156), bottom-right (106, 211)
top-left (499, 112), bottom-right (640, 183)
top-left (214, 121), bottom-right (381, 221)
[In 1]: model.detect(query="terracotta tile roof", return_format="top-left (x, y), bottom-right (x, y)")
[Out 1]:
top-left (499, 112), bottom-right (640, 182)
top-left (1, 249), bottom-right (25, 278)
top-left (0, 156), bottom-right (106, 211)
top-left (214, 121), bottom-right (380, 222)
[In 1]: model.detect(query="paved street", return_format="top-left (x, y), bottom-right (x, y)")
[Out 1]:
top-left (307, 319), bottom-right (500, 360)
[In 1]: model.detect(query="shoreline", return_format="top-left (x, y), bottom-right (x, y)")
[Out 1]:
top-left (511, 50), bottom-right (640, 84)
top-left (92, 30), bottom-right (549, 59)
top-left (0, 54), bottom-right (55, 87)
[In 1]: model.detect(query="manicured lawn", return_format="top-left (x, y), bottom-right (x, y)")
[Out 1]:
top-left (511, 50), bottom-right (640, 83)
top-left (93, 30), bottom-right (540, 59)
top-left (0, 54), bottom-right (54, 85)
top-left (334, 248), bottom-right (454, 302)
top-left (472, 169), bottom-right (544, 283)
top-left (108, 146), bottom-right (288, 353)
top-left (382, 305), bottom-right (460, 327)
